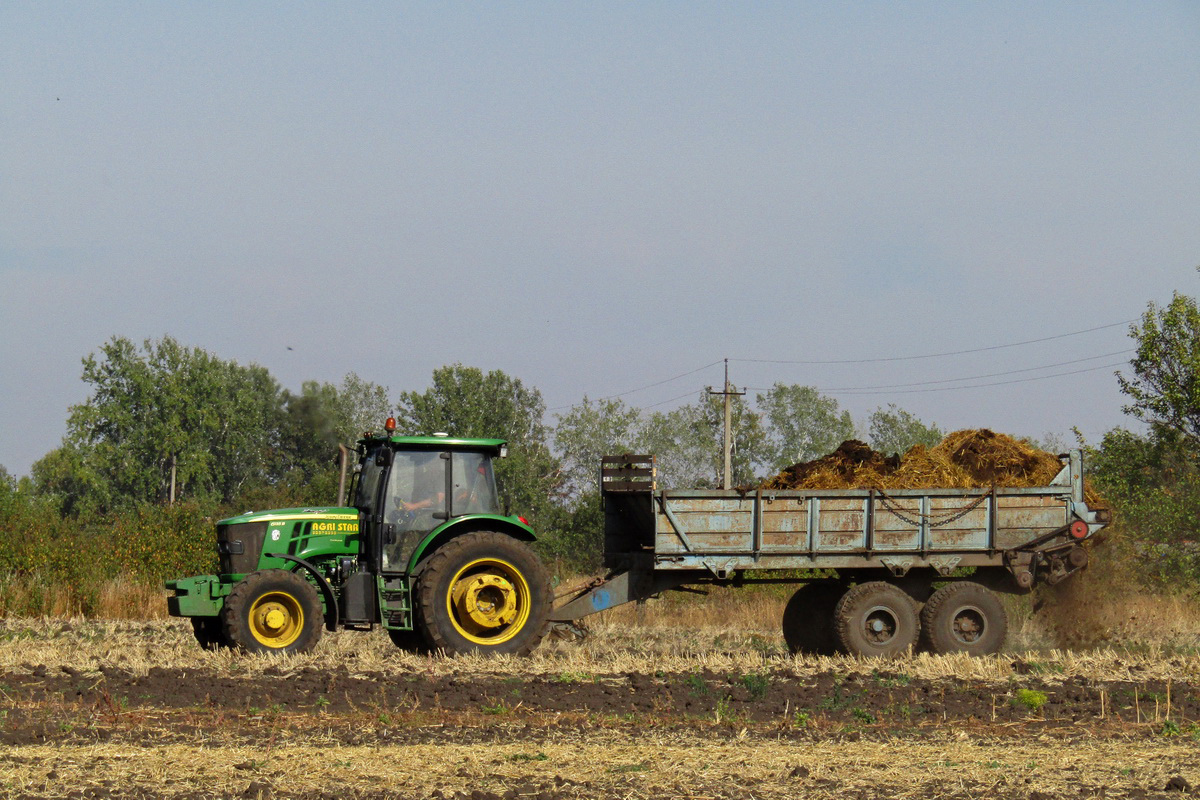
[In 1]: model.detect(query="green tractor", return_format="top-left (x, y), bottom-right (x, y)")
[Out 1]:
top-left (166, 425), bottom-right (552, 656)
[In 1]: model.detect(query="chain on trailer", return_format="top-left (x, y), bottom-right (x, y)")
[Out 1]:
top-left (874, 488), bottom-right (993, 529)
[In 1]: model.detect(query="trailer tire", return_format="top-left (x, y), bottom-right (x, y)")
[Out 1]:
top-left (833, 581), bottom-right (919, 658)
top-left (782, 583), bottom-right (843, 655)
top-left (190, 616), bottom-right (231, 650)
top-left (415, 531), bottom-right (551, 656)
top-left (223, 569), bottom-right (323, 655)
top-left (919, 582), bottom-right (1006, 655)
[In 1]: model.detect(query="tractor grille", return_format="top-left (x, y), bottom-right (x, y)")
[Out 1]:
top-left (217, 522), bottom-right (268, 575)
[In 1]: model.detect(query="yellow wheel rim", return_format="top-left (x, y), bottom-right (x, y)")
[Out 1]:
top-left (248, 591), bottom-right (304, 648)
top-left (445, 557), bottom-right (531, 645)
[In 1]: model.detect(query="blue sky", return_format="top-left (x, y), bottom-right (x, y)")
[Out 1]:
top-left (2, 3), bottom-right (1199, 477)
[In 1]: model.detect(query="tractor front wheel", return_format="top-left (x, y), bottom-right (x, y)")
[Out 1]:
top-left (416, 531), bottom-right (551, 656)
top-left (223, 570), bottom-right (323, 655)
top-left (190, 616), bottom-right (231, 650)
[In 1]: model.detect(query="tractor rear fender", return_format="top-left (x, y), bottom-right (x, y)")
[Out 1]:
top-left (407, 514), bottom-right (537, 575)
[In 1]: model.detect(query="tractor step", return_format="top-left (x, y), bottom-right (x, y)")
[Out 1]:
top-left (379, 577), bottom-right (413, 630)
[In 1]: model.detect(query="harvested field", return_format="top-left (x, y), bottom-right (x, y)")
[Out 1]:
top-left (2, 618), bottom-right (1200, 799)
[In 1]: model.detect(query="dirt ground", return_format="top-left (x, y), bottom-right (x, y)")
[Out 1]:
top-left (1, 619), bottom-right (1199, 799)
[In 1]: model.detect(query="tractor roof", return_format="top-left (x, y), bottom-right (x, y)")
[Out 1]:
top-left (362, 434), bottom-right (507, 449)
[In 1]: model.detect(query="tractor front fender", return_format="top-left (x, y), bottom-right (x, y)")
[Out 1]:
top-left (264, 553), bottom-right (341, 632)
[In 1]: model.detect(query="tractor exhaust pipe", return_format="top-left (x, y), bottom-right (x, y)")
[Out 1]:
top-left (337, 444), bottom-right (352, 507)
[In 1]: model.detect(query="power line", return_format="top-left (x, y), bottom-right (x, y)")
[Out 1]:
top-left (730, 319), bottom-right (1133, 366)
top-left (548, 360), bottom-right (722, 412)
top-left (571, 356), bottom-right (1127, 412)
top-left (744, 349), bottom-right (1134, 393)
top-left (643, 389), bottom-right (706, 410)
top-left (548, 318), bottom-right (1135, 412)
top-left (819, 360), bottom-right (1128, 396)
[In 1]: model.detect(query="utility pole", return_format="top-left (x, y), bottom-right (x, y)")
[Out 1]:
top-left (706, 359), bottom-right (745, 489)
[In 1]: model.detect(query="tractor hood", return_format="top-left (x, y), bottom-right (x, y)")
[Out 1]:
top-left (219, 507), bottom-right (360, 526)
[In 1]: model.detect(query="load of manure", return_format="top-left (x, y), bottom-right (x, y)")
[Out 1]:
top-left (760, 429), bottom-right (1068, 492)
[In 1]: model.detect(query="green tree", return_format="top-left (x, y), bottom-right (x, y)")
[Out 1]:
top-left (1086, 427), bottom-right (1200, 585)
top-left (281, 381), bottom-right (345, 478)
top-left (45, 336), bottom-right (286, 513)
top-left (757, 384), bottom-right (855, 472)
top-left (277, 373), bottom-right (394, 505)
top-left (28, 444), bottom-right (100, 517)
top-left (335, 372), bottom-right (393, 442)
top-left (1118, 291), bottom-right (1200, 446)
top-left (553, 396), bottom-right (641, 499)
top-left (638, 405), bottom-right (712, 489)
top-left (867, 404), bottom-right (943, 456)
top-left (638, 393), bottom-right (764, 488)
top-left (550, 396), bottom-right (645, 569)
top-left (394, 364), bottom-right (565, 533)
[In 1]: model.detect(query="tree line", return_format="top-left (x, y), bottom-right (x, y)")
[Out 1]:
top-left (3, 287), bottom-right (1200, 588)
top-left (5, 336), bottom-right (946, 568)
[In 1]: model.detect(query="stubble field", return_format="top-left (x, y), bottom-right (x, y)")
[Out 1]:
top-left (1, 605), bottom-right (1199, 800)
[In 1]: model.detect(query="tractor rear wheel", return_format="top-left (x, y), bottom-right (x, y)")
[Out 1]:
top-left (190, 616), bottom-right (231, 650)
top-left (223, 569), bottom-right (323, 655)
top-left (833, 581), bottom-right (919, 658)
top-left (919, 582), bottom-right (1007, 655)
top-left (416, 531), bottom-right (551, 656)
top-left (782, 582), bottom-right (843, 655)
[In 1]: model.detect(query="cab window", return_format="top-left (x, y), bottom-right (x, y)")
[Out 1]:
top-left (451, 451), bottom-right (499, 515)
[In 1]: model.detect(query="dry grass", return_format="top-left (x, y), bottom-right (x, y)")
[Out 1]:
top-left (3, 609), bottom-right (1200, 798)
top-left (0, 574), bottom-right (167, 619)
top-left (2, 613), bottom-right (1198, 685)
top-left (3, 734), bottom-right (1198, 799)
top-left (2, 558), bottom-right (1200, 681)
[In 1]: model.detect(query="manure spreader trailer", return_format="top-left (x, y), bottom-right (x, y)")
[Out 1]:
top-left (550, 449), bottom-right (1109, 657)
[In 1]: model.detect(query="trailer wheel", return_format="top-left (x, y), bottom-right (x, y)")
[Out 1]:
top-left (190, 616), bottom-right (231, 650)
top-left (782, 583), bottom-right (843, 655)
top-left (833, 582), bottom-right (919, 658)
top-left (920, 582), bottom-right (1007, 655)
top-left (223, 569), bottom-right (323, 655)
top-left (416, 531), bottom-right (551, 656)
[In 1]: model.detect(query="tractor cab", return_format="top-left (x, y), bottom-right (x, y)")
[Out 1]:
top-left (167, 422), bottom-right (550, 657)
top-left (349, 431), bottom-right (508, 575)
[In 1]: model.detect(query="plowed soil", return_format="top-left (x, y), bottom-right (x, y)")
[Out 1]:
top-left (2, 620), bottom-right (1199, 799)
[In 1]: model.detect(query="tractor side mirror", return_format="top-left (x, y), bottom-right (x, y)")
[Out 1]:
top-left (375, 448), bottom-right (393, 467)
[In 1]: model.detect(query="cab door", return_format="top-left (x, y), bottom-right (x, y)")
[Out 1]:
top-left (379, 448), bottom-right (450, 573)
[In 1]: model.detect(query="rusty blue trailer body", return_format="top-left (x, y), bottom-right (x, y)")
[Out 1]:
top-left (550, 449), bottom-right (1109, 632)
